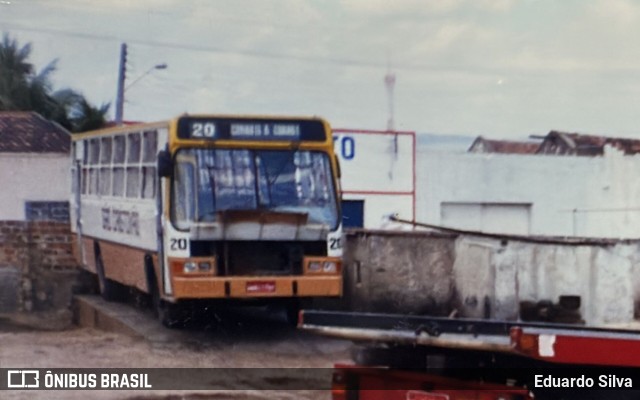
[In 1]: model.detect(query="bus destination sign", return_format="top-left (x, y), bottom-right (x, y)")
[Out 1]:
top-left (177, 117), bottom-right (327, 142)
top-left (230, 123), bottom-right (299, 139)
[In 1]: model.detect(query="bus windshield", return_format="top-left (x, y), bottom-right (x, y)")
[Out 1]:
top-left (172, 148), bottom-right (339, 230)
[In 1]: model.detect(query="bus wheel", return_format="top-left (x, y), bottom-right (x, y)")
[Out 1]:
top-left (94, 243), bottom-right (124, 302)
top-left (145, 258), bottom-right (187, 329)
top-left (157, 301), bottom-right (189, 329)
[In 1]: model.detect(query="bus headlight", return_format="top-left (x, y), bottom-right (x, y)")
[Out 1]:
top-left (304, 257), bottom-right (341, 275)
top-left (198, 261), bottom-right (213, 272)
top-left (170, 258), bottom-right (217, 276)
top-left (184, 261), bottom-right (198, 273)
top-left (308, 261), bottom-right (322, 272)
top-left (323, 261), bottom-right (337, 273)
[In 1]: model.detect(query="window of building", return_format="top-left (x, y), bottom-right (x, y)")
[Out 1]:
top-left (342, 200), bottom-right (365, 228)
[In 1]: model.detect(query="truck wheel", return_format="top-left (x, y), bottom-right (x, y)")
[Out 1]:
top-left (285, 299), bottom-right (312, 326)
top-left (285, 301), bottom-right (300, 326)
top-left (94, 243), bottom-right (124, 302)
top-left (351, 345), bottom-right (427, 369)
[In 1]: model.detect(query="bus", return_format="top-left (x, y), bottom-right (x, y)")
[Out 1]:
top-left (70, 114), bottom-right (343, 326)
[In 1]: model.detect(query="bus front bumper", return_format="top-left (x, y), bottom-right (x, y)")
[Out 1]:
top-left (170, 275), bottom-right (342, 300)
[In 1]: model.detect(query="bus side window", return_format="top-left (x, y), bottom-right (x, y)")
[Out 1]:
top-left (82, 167), bottom-right (88, 194)
top-left (127, 133), bottom-right (141, 163)
top-left (113, 167), bottom-right (125, 197)
top-left (89, 168), bottom-right (98, 195)
top-left (142, 131), bottom-right (157, 163)
top-left (142, 130), bottom-right (158, 200)
top-left (89, 139), bottom-right (99, 165)
top-left (142, 166), bottom-right (156, 199)
top-left (100, 137), bottom-right (112, 164)
top-left (114, 136), bottom-right (126, 163)
top-left (112, 135), bottom-right (126, 197)
top-left (173, 161), bottom-right (195, 229)
top-left (99, 167), bottom-right (111, 196)
top-left (126, 166), bottom-right (141, 198)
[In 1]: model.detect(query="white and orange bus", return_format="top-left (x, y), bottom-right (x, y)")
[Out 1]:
top-left (70, 115), bottom-right (343, 326)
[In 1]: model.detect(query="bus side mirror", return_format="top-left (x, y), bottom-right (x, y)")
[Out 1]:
top-left (158, 150), bottom-right (173, 177)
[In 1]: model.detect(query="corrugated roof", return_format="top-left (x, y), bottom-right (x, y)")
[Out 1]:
top-left (468, 136), bottom-right (540, 154)
top-left (0, 112), bottom-right (70, 153)
top-left (538, 131), bottom-right (640, 156)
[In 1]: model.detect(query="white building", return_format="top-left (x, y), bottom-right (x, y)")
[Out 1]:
top-left (0, 112), bottom-right (70, 221)
top-left (337, 128), bottom-right (640, 239)
top-left (416, 146), bottom-right (640, 238)
top-left (333, 129), bottom-right (415, 229)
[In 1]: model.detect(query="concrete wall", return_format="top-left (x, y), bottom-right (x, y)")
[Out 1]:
top-left (342, 230), bottom-right (457, 314)
top-left (416, 148), bottom-right (640, 238)
top-left (342, 230), bottom-right (640, 327)
top-left (453, 237), bottom-right (638, 326)
top-left (0, 153), bottom-right (70, 221)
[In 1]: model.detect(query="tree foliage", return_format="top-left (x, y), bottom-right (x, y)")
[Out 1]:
top-left (0, 33), bottom-right (109, 132)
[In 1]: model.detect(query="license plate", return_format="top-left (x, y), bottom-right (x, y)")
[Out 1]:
top-left (406, 391), bottom-right (449, 400)
top-left (246, 281), bottom-right (276, 293)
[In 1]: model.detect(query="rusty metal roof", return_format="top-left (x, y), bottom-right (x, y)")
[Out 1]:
top-left (468, 136), bottom-right (541, 154)
top-left (0, 112), bottom-right (70, 153)
top-left (537, 130), bottom-right (640, 156)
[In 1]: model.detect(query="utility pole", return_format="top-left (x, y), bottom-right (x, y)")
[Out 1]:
top-left (384, 58), bottom-right (398, 181)
top-left (384, 66), bottom-right (396, 132)
top-left (115, 43), bottom-right (127, 125)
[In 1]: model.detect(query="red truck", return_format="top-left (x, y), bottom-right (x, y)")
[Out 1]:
top-left (299, 310), bottom-right (640, 400)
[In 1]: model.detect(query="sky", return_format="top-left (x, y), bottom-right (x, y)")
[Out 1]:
top-left (2, 0), bottom-right (640, 139)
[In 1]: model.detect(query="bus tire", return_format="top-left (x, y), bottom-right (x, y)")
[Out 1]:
top-left (145, 256), bottom-right (160, 317)
top-left (158, 301), bottom-right (188, 329)
top-left (145, 256), bottom-right (186, 329)
top-left (94, 243), bottom-right (124, 302)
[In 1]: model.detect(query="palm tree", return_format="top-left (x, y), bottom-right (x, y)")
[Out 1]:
top-left (0, 33), bottom-right (109, 132)
top-left (0, 34), bottom-right (36, 110)
top-left (68, 96), bottom-right (111, 133)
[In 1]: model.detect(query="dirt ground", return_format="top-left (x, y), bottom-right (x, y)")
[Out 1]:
top-left (0, 305), bottom-right (353, 400)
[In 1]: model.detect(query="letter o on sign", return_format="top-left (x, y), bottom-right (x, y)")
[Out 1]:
top-left (341, 136), bottom-right (355, 160)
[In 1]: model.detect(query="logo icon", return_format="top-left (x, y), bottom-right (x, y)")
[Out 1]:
top-left (7, 370), bottom-right (40, 388)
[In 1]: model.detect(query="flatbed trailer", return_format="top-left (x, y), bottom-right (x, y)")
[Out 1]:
top-left (300, 310), bottom-right (640, 400)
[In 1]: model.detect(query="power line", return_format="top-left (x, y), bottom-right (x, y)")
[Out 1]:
top-left (4, 19), bottom-right (640, 78)
top-left (0, 21), bottom-right (499, 75)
